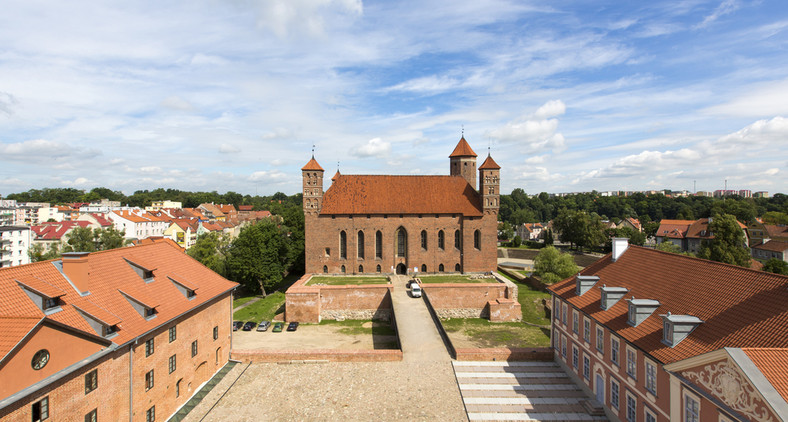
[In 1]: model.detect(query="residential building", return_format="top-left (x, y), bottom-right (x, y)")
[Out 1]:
top-left (164, 220), bottom-right (198, 249)
top-left (302, 136), bottom-right (499, 275)
top-left (616, 217), bottom-right (642, 233)
top-left (655, 218), bottom-right (747, 253)
top-left (146, 200), bottom-right (183, 212)
top-left (0, 226), bottom-right (32, 268)
top-left (109, 211), bottom-right (169, 240)
top-left (0, 241), bottom-right (237, 421)
top-left (751, 240), bottom-right (788, 262)
top-left (754, 191), bottom-right (769, 198)
top-left (31, 221), bottom-right (94, 252)
top-left (516, 223), bottom-right (544, 241)
top-left (549, 239), bottom-right (788, 422)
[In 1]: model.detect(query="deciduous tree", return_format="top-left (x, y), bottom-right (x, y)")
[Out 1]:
top-left (696, 214), bottom-right (750, 267)
top-left (533, 246), bottom-right (579, 284)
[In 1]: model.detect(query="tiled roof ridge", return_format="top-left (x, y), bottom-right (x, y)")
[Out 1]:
top-left (623, 245), bottom-right (788, 279)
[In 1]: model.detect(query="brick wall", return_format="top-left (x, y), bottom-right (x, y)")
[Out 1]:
top-left (285, 275), bottom-right (393, 323)
top-left (422, 283), bottom-right (508, 309)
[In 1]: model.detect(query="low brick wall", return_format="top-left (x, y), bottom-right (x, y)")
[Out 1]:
top-left (285, 275), bottom-right (393, 323)
top-left (231, 348), bottom-right (402, 363)
top-left (488, 298), bottom-right (522, 322)
top-left (454, 347), bottom-right (552, 361)
top-left (422, 272), bottom-right (520, 322)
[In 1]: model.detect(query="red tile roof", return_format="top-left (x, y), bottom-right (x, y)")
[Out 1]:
top-left (742, 348), bottom-right (788, 403)
top-left (31, 221), bottom-right (91, 240)
top-left (15, 275), bottom-right (66, 298)
top-left (479, 155), bottom-right (500, 170)
top-left (753, 240), bottom-right (788, 253)
top-left (548, 245), bottom-right (788, 364)
top-left (655, 219), bottom-right (694, 239)
top-left (238, 205), bottom-right (253, 211)
top-left (449, 137), bottom-right (477, 157)
top-left (765, 224), bottom-right (788, 239)
top-left (302, 157), bottom-right (324, 171)
top-left (686, 217), bottom-right (746, 239)
top-left (0, 317), bottom-right (42, 363)
top-left (321, 175), bottom-right (483, 216)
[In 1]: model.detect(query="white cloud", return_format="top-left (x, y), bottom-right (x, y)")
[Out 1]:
top-left (351, 137), bottom-right (391, 158)
top-left (525, 155), bottom-right (548, 164)
top-left (160, 95), bottom-right (195, 111)
top-left (486, 101), bottom-right (567, 153)
top-left (533, 100), bottom-right (566, 120)
top-left (696, 0), bottom-right (740, 29)
top-left (249, 170), bottom-right (288, 182)
top-left (219, 143), bottom-right (240, 154)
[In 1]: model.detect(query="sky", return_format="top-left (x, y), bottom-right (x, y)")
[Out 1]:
top-left (1, 0), bottom-right (787, 197)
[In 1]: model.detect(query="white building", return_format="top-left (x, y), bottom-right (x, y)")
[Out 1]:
top-left (0, 226), bottom-right (31, 268)
top-left (108, 210), bottom-right (168, 240)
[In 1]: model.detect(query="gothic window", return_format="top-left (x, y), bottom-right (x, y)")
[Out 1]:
top-left (340, 231), bottom-right (347, 259)
top-left (421, 264), bottom-right (427, 272)
top-left (455, 263), bottom-right (460, 272)
top-left (358, 265), bottom-right (363, 273)
top-left (341, 265), bottom-right (346, 273)
top-left (454, 230), bottom-right (461, 249)
top-left (323, 265), bottom-right (328, 273)
top-left (474, 230), bottom-right (481, 250)
top-left (357, 231), bottom-right (365, 259)
top-left (375, 231), bottom-right (382, 258)
top-left (439, 264), bottom-right (445, 272)
top-left (421, 230), bottom-right (427, 250)
top-left (438, 230), bottom-right (445, 250)
top-left (376, 264), bottom-right (381, 273)
top-left (396, 228), bottom-right (407, 257)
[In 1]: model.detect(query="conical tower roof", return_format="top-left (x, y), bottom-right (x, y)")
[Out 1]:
top-left (449, 137), bottom-right (477, 158)
top-left (479, 154), bottom-right (500, 170)
top-left (301, 157), bottom-right (324, 171)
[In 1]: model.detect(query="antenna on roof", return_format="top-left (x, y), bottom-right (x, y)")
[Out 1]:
top-left (312, 144), bottom-right (315, 158)
top-left (461, 125), bottom-right (464, 138)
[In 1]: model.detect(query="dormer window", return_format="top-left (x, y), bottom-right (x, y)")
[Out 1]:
top-left (661, 313), bottom-right (704, 347)
top-left (44, 297), bottom-right (59, 310)
top-left (125, 259), bottom-right (156, 283)
top-left (576, 275), bottom-right (599, 296)
top-left (145, 307), bottom-right (156, 318)
top-left (600, 285), bottom-right (628, 310)
top-left (627, 298), bottom-right (661, 327)
top-left (168, 275), bottom-right (199, 300)
top-left (119, 290), bottom-right (158, 320)
top-left (104, 325), bottom-right (118, 337)
top-left (663, 320), bottom-right (673, 343)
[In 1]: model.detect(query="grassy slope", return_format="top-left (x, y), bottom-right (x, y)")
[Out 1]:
top-left (233, 291), bottom-right (286, 322)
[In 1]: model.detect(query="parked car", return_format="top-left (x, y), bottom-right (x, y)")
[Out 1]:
top-left (242, 321), bottom-right (257, 331)
top-left (256, 320), bottom-right (271, 332)
top-left (272, 322), bottom-right (284, 332)
top-left (287, 322), bottom-right (299, 332)
top-left (410, 282), bottom-right (422, 298)
top-left (233, 321), bottom-right (243, 331)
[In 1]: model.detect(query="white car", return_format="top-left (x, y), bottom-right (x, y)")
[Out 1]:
top-left (410, 282), bottom-right (422, 298)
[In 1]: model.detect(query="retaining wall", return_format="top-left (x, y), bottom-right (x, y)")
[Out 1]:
top-left (285, 275), bottom-right (393, 323)
top-left (231, 349), bottom-right (402, 363)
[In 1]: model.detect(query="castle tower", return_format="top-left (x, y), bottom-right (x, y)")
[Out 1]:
top-left (479, 153), bottom-right (500, 214)
top-left (449, 136), bottom-right (477, 187)
top-left (301, 156), bottom-right (324, 215)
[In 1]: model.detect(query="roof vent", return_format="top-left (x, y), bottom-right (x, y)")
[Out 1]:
top-left (627, 297), bottom-right (660, 326)
top-left (661, 312), bottom-right (704, 347)
top-left (612, 238), bottom-right (629, 262)
top-left (576, 275), bottom-right (599, 296)
top-left (600, 285), bottom-right (629, 310)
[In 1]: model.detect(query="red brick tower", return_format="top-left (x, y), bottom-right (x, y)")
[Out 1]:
top-left (301, 156), bottom-right (324, 215)
top-left (479, 153), bottom-right (501, 214)
top-left (449, 136), bottom-right (477, 187)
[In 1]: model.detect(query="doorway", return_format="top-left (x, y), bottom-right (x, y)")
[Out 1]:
top-left (396, 263), bottom-right (407, 274)
top-left (595, 373), bottom-right (604, 404)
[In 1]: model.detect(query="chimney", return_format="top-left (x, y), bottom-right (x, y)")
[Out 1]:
top-left (62, 252), bottom-right (90, 293)
top-left (612, 237), bottom-right (629, 262)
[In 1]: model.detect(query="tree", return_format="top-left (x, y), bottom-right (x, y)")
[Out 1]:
top-left (28, 243), bottom-right (62, 262)
top-left (763, 258), bottom-right (788, 275)
top-left (544, 228), bottom-right (554, 245)
top-left (187, 232), bottom-right (230, 277)
top-left (655, 241), bottom-right (683, 254)
top-left (762, 211), bottom-right (788, 225)
top-left (63, 226), bottom-right (97, 252)
top-left (226, 220), bottom-right (290, 293)
top-left (512, 235), bottom-right (522, 248)
top-left (97, 227), bottom-right (128, 250)
top-left (533, 246), bottom-right (579, 284)
top-left (498, 222), bottom-right (514, 242)
top-left (696, 214), bottom-right (750, 267)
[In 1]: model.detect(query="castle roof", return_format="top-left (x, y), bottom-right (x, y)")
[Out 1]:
top-left (301, 157), bottom-right (324, 171)
top-left (449, 137), bottom-right (477, 158)
top-left (479, 154), bottom-right (500, 170)
top-left (321, 175), bottom-right (483, 216)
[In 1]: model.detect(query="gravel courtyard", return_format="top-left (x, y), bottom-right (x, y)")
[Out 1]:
top-left (182, 360), bottom-right (468, 422)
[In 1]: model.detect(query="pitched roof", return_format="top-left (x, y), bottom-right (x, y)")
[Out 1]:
top-left (655, 219), bottom-right (694, 239)
top-left (238, 205), bottom-right (253, 211)
top-left (478, 155), bottom-right (500, 170)
top-left (548, 245), bottom-right (788, 364)
top-left (15, 275), bottom-right (66, 298)
top-left (321, 175), bottom-right (483, 216)
top-left (742, 348), bottom-right (788, 403)
top-left (765, 224), bottom-right (788, 239)
top-left (753, 240), bottom-right (788, 252)
top-left (686, 217), bottom-right (746, 239)
top-left (449, 137), bottom-right (477, 157)
top-left (301, 157), bottom-right (324, 171)
top-left (0, 317), bottom-right (42, 363)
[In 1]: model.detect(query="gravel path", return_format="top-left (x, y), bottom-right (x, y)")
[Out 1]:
top-left (182, 360), bottom-right (467, 422)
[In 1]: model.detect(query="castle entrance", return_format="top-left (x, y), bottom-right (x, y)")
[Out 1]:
top-left (396, 263), bottom-right (407, 274)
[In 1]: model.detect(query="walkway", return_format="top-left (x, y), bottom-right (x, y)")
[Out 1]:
top-left (389, 275), bottom-right (451, 362)
top-left (168, 361), bottom-right (239, 422)
top-left (453, 361), bottom-right (608, 421)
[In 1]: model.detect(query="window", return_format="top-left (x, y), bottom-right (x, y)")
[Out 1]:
top-left (684, 394), bottom-right (699, 422)
top-left (572, 346), bottom-right (579, 369)
top-left (375, 231), bottom-right (382, 258)
top-left (339, 231), bottom-right (347, 259)
top-left (611, 337), bottom-right (620, 366)
top-left (359, 265), bottom-right (363, 273)
top-left (645, 361), bottom-right (657, 394)
top-left (325, 247), bottom-right (330, 257)
top-left (645, 408), bottom-right (657, 422)
top-left (85, 409), bottom-right (97, 422)
top-left (44, 297), bottom-right (58, 310)
top-left (454, 230), bottom-right (461, 249)
top-left (596, 327), bottom-right (604, 353)
top-left (396, 228), bottom-right (407, 257)
top-left (323, 265), bottom-right (328, 273)
top-left (583, 355), bottom-right (590, 380)
top-left (438, 230), bottom-right (445, 250)
top-left (627, 394), bottom-right (637, 422)
top-left (376, 264), bottom-right (381, 273)
top-left (573, 311), bottom-right (579, 334)
top-left (145, 369), bottom-right (154, 391)
top-left (341, 265), bottom-right (346, 273)
top-left (85, 369), bottom-right (98, 394)
top-left (213, 326), bottom-right (219, 340)
top-left (473, 230), bottom-right (481, 249)
top-left (145, 338), bottom-right (154, 357)
top-left (561, 334), bottom-right (567, 357)
top-left (627, 349), bottom-right (637, 379)
top-left (176, 379), bottom-right (182, 398)
top-left (32, 396), bottom-right (49, 421)
top-left (610, 379), bottom-right (620, 410)
top-left (562, 303), bottom-right (567, 324)
top-left (584, 319), bottom-right (591, 343)
top-left (169, 354), bottom-right (176, 373)
top-left (146, 406), bottom-right (155, 422)
top-left (169, 326), bottom-right (176, 343)
top-left (192, 340), bottom-right (198, 357)
top-left (439, 264), bottom-right (444, 272)
top-left (420, 230), bottom-right (427, 250)
top-left (421, 264), bottom-right (426, 272)
top-left (663, 320), bottom-right (673, 344)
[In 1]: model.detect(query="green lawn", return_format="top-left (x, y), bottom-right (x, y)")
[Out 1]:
top-left (306, 276), bottom-right (390, 285)
top-left (232, 296), bottom-right (256, 309)
top-left (499, 271), bottom-right (551, 326)
top-left (442, 318), bottom-right (550, 348)
top-left (232, 291), bottom-right (286, 322)
top-left (418, 275), bottom-right (497, 284)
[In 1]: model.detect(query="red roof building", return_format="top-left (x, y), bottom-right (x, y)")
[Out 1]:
top-left (548, 239), bottom-right (788, 421)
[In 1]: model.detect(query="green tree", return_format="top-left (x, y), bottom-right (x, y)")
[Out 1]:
top-left (96, 227), bottom-right (128, 250)
top-left (533, 246), bottom-right (579, 284)
top-left (696, 214), bottom-right (750, 267)
top-left (544, 228), bottom-right (554, 245)
top-left (512, 235), bottom-right (522, 248)
top-left (655, 241), bottom-right (683, 254)
top-left (226, 220), bottom-right (290, 293)
top-left (28, 243), bottom-right (62, 262)
top-left (187, 232), bottom-right (230, 276)
top-left (762, 211), bottom-right (788, 225)
top-left (63, 226), bottom-right (97, 252)
top-left (762, 258), bottom-right (788, 275)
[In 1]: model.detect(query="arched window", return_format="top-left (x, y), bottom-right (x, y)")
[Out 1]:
top-left (439, 264), bottom-right (445, 272)
top-left (341, 265), bottom-right (346, 273)
top-left (455, 263), bottom-right (461, 272)
top-left (438, 230), bottom-right (445, 250)
top-left (396, 228), bottom-right (407, 257)
top-left (323, 265), bottom-right (328, 273)
top-left (357, 231), bottom-right (365, 259)
top-left (375, 231), bottom-right (382, 259)
top-left (454, 230), bottom-right (461, 249)
top-left (358, 265), bottom-right (363, 273)
top-left (421, 230), bottom-right (427, 250)
top-left (474, 230), bottom-right (481, 250)
top-left (421, 264), bottom-right (427, 272)
top-left (376, 264), bottom-right (381, 273)
top-left (340, 231), bottom-right (347, 259)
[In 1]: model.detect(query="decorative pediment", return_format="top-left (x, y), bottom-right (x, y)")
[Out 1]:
top-left (681, 358), bottom-right (778, 422)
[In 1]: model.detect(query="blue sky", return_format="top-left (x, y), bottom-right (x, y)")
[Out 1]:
top-left (1, 0), bottom-right (787, 197)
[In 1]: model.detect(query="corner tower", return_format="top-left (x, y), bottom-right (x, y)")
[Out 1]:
top-left (479, 153), bottom-right (500, 214)
top-left (449, 136), bottom-right (477, 187)
top-left (301, 156), bottom-right (324, 215)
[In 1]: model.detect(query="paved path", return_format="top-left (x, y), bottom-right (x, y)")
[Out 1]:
top-left (453, 361), bottom-right (608, 421)
top-left (232, 296), bottom-right (261, 313)
top-left (389, 275), bottom-right (451, 362)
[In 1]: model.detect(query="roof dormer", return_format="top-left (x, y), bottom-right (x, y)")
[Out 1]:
top-left (168, 274), bottom-right (199, 300)
top-left (16, 275), bottom-right (66, 315)
top-left (599, 285), bottom-right (628, 310)
top-left (627, 297), bottom-right (660, 326)
top-left (576, 275), bottom-right (599, 296)
top-left (125, 258), bottom-right (156, 283)
top-left (661, 313), bottom-right (704, 347)
top-left (119, 290), bottom-right (158, 320)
